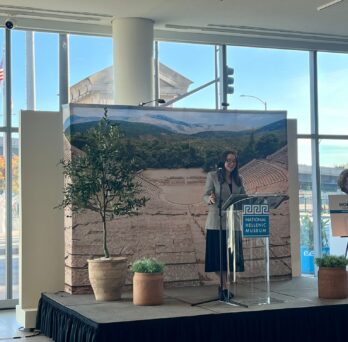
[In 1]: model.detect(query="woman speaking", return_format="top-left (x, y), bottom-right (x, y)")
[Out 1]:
top-left (203, 150), bottom-right (245, 299)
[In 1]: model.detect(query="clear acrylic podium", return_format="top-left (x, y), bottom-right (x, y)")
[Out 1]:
top-left (222, 194), bottom-right (288, 306)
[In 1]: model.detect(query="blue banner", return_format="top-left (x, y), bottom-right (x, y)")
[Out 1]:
top-left (242, 204), bottom-right (270, 237)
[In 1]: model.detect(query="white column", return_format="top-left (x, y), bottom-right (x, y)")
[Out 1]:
top-left (16, 111), bottom-right (64, 328)
top-left (112, 18), bottom-right (154, 105)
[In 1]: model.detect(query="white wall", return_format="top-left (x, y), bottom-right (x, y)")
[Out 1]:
top-left (16, 110), bottom-right (64, 328)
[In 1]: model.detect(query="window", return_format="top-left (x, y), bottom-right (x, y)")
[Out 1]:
top-left (227, 46), bottom-right (310, 134)
top-left (158, 42), bottom-right (216, 108)
top-left (319, 139), bottom-right (348, 256)
top-left (11, 30), bottom-right (26, 127)
top-left (35, 32), bottom-right (59, 111)
top-left (0, 132), bottom-right (5, 300)
top-left (318, 52), bottom-right (348, 135)
top-left (12, 133), bottom-right (19, 299)
top-left (69, 34), bottom-right (113, 105)
top-left (1, 25), bottom-right (348, 304)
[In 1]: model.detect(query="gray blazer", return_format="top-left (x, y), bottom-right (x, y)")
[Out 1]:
top-left (203, 171), bottom-right (245, 230)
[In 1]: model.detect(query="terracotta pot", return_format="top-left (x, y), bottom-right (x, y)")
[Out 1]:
top-left (133, 272), bottom-right (163, 305)
top-left (88, 257), bottom-right (127, 301)
top-left (318, 267), bottom-right (347, 299)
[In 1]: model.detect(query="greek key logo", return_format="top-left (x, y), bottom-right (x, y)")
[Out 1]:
top-left (243, 204), bottom-right (269, 215)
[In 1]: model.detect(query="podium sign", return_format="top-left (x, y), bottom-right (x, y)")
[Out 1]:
top-left (242, 204), bottom-right (270, 237)
top-left (328, 194), bottom-right (348, 237)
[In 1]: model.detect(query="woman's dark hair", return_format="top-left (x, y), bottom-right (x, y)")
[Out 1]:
top-left (338, 169), bottom-right (348, 194)
top-left (221, 150), bottom-right (242, 187)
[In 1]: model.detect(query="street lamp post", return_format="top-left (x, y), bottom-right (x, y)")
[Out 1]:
top-left (240, 94), bottom-right (267, 111)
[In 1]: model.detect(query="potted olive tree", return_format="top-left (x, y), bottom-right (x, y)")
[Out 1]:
top-left (315, 255), bottom-right (348, 299)
top-left (59, 108), bottom-right (147, 301)
top-left (131, 257), bottom-right (165, 305)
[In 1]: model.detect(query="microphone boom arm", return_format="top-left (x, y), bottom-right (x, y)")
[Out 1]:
top-left (139, 98), bottom-right (166, 106)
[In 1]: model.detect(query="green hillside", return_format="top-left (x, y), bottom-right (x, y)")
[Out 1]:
top-left (67, 118), bottom-right (287, 171)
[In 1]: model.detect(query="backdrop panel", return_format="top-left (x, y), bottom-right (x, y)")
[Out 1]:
top-left (62, 104), bottom-right (289, 294)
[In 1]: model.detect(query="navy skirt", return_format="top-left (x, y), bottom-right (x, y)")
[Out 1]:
top-left (205, 229), bottom-right (245, 273)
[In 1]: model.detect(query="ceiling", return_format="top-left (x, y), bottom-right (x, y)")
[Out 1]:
top-left (1, 0), bottom-right (348, 50)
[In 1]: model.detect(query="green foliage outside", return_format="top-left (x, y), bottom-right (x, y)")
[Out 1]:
top-left (300, 214), bottom-right (329, 250)
top-left (131, 257), bottom-right (165, 273)
top-left (59, 108), bottom-right (148, 258)
top-left (315, 255), bottom-right (348, 268)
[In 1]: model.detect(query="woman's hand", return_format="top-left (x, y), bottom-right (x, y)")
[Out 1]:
top-left (209, 192), bottom-right (216, 204)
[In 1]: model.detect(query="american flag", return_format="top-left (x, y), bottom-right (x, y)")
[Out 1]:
top-left (0, 58), bottom-right (3, 82)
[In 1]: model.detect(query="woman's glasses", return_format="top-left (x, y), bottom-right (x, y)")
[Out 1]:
top-left (225, 159), bottom-right (236, 164)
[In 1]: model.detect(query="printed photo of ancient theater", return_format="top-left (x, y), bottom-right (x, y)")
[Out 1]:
top-left (64, 105), bottom-right (289, 294)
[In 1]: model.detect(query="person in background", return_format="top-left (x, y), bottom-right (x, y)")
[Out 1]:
top-left (203, 150), bottom-right (245, 299)
top-left (338, 169), bottom-right (348, 194)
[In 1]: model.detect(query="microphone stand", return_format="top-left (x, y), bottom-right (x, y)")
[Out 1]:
top-left (192, 169), bottom-right (247, 308)
top-left (217, 169), bottom-right (225, 301)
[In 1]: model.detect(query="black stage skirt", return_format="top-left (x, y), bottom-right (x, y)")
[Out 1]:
top-left (205, 229), bottom-right (245, 273)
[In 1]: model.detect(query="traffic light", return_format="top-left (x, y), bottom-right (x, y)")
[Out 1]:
top-left (226, 67), bottom-right (234, 94)
top-left (218, 45), bottom-right (235, 107)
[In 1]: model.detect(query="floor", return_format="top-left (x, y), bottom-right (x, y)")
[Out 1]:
top-left (1, 276), bottom-right (347, 342)
top-left (0, 309), bottom-right (51, 341)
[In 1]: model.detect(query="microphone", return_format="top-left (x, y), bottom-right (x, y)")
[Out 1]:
top-left (217, 162), bottom-right (224, 184)
top-left (139, 99), bottom-right (166, 106)
top-left (217, 162), bottom-right (224, 169)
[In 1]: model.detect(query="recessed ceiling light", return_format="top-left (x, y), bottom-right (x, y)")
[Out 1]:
top-left (317, 0), bottom-right (343, 11)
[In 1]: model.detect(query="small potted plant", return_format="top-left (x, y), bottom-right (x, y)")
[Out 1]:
top-left (315, 254), bottom-right (348, 299)
top-left (131, 257), bottom-right (165, 305)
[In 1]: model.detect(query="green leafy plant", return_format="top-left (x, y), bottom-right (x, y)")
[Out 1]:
top-left (315, 255), bottom-right (348, 268)
top-left (59, 108), bottom-right (148, 258)
top-left (131, 257), bottom-right (165, 273)
top-left (300, 214), bottom-right (329, 250)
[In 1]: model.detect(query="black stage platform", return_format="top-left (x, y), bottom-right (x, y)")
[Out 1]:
top-left (36, 277), bottom-right (348, 342)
